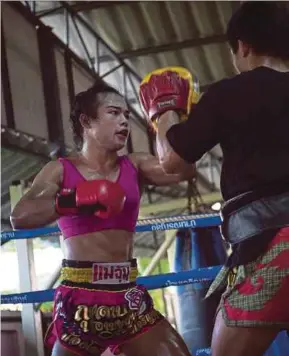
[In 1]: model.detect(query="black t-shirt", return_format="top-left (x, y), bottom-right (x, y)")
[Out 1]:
top-left (167, 67), bottom-right (289, 201)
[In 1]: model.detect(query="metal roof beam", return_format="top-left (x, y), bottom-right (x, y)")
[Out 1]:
top-left (58, 1), bottom-right (149, 132)
top-left (36, 6), bottom-right (65, 18)
top-left (13, 2), bottom-right (149, 134)
top-left (1, 126), bottom-right (63, 159)
top-left (59, 1), bottom-right (143, 83)
top-left (37, 2), bottom-right (130, 17)
top-left (71, 1), bottom-right (131, 12)
top-left (119, 34), bottom-right (227, 58)
top-left (99, 34), bottom-right (227, 62)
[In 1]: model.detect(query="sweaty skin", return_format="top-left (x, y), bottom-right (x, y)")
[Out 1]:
top-left (10, 92), bottom-right (193, 356)
top-left (11, 153), bottom-right (195, 263)
top-left (11, 93), bottom-right (195, 262)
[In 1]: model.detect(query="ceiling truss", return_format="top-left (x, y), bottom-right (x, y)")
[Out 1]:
top-left (4, 2), bottom-right (222, 224)
top-left (2, 1), bottom-right (224, 258)
top-left (21, 1), bottom-right (219, 188)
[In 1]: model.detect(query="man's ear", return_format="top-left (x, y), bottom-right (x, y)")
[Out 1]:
top-left (79, 114), bottom-right (91, 129)
top-left (238, 40), bottom-right (250, 58)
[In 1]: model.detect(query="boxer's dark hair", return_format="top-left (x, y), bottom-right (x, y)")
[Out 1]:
top-left (70, 82), bottom-right (121, 149)
top-left (227, 2), bottom-right (289, 59)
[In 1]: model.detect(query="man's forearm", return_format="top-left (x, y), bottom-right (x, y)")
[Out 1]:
top-left (156, 111), bottom-right (180, 164)
top-left (156, 111), bottom-right (194, 175)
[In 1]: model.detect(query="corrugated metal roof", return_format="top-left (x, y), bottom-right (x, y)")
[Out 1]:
top-left (22, 0), bottom-right (225, 192)
top-left (86, 1), bottom-right (239, 85)
top-left (31, 0), bottom-right (232, 190)
top-left (34, 1), bottom-right (239, 88)
top-left (2, 1), bottom-right (225, 256)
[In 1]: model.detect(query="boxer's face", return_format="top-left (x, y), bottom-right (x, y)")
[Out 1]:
top-left (82, 92), bottom-right (130, 151)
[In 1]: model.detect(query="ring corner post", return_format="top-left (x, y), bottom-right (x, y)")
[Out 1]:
top-left (9, 181), bottom-right (45, 356)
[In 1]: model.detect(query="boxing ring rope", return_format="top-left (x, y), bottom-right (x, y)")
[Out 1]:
top-left (1, 213), bottom-right (222, 356)
top-left (1, 213), bottom-right (222, 244)
top-left (1, 266), bottom-right (221, 304)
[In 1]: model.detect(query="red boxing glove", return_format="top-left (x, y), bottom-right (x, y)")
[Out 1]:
top-left (139, 66), bottom-right (200, 130)
top-left (76, 180), bottom-right (126, 218)
top-left (55, 188), bottom-right (79, 215)
top-left (55, 180), bottom-right (126, 218)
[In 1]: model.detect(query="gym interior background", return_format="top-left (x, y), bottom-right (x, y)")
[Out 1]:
top-left (1, 1), bottom-right (240, 355)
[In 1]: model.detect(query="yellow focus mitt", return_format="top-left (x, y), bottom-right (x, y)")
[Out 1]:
top-left (139, 66), bottom-right (200, 130)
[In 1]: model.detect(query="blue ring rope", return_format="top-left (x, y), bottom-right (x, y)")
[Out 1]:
top-left (1, 265), bottom-right (221, 304)
top-left (195, 349), bottom-right (211, 356)
top-left (1, 213), bottom-right (221, 356)
top-left (1, 214), bottom-right (221, 244)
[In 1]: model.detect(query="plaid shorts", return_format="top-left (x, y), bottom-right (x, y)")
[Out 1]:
top-left (206, 227), bottom-right (289, 328)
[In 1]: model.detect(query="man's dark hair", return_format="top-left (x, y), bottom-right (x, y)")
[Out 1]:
top-left (227, 2), bottom-right (289, 59)
top-left (70, 82), bottom-right (120, 149)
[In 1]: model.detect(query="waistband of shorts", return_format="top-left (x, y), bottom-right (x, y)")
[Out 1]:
top-left (62, 258), bottom-right (137, 268)
top-left (61, 259), bottom-right (138, 285)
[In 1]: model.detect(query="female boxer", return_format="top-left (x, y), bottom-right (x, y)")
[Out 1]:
top-left (10, 83), bottom-right (196, 355)
top-left (139, 2), bottom-right (289, 356)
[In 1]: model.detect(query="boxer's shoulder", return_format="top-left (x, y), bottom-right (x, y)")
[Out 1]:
top-left (128, 152), bottom-right (161, 179)
top-left (128, 152), bottom-right (153, 170)
top-left (20, 160), bottom-right (63, 201)
top-left (33, 160), bottom-right (64, 186)
top-left (58, 154), bottom-right (79, 166)
top-left (57, 155), bottom-right (86, 176)
top-left (41, 160), bottom-right (63, 176)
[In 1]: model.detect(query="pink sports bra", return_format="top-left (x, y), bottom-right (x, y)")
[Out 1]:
top-left (57, 156), bottom-right (140, 238)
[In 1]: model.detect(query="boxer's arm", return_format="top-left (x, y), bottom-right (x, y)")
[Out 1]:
top-left (130, 152), bottom-right (196, 186)
top-left (10, 161), bottom-right (63, 229)
top-left (156, 87), bottom-right (221, 174)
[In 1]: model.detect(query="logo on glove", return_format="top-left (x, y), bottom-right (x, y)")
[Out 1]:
top-left (157, 99), bottom-right (176, 109)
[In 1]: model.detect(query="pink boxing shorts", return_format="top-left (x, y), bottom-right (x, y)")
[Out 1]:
top-left (45, 259), bottom-right (163, 355)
